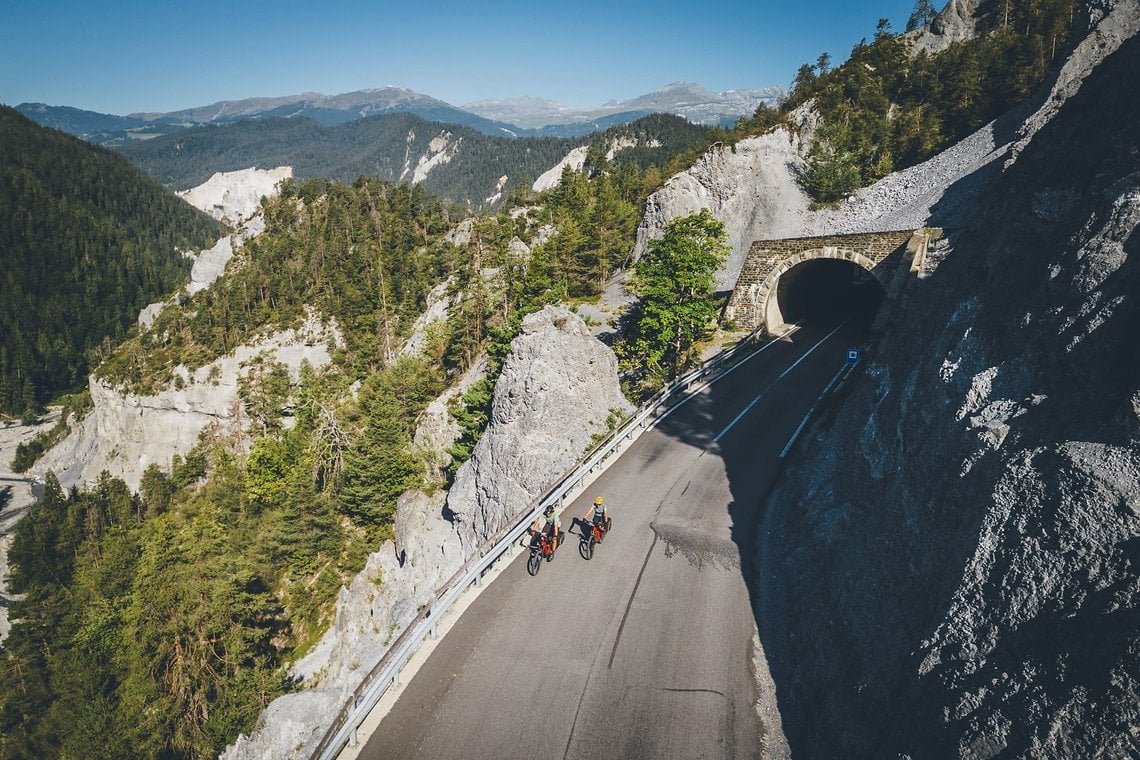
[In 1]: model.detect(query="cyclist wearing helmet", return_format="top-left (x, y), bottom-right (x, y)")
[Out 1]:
top-left (531, 504), bottom-right (561, 554)
top-left (583, 495), bottom-right (610, 539)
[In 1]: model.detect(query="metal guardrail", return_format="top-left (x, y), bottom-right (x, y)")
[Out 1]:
top-left (311, 326), bottom-right (769, 760)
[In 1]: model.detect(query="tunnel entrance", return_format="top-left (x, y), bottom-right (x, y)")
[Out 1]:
top-left (774, 259), bottom-right (886, 330)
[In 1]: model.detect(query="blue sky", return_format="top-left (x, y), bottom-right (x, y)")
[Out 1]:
top-left (1, 0), bottom-right (920, 114)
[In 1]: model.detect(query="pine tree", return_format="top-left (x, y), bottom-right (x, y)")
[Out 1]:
top-left (625, 209), bottom-right (729, 387)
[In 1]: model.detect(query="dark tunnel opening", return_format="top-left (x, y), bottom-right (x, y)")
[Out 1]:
top-left (775, 259), bottom-right (886, 330)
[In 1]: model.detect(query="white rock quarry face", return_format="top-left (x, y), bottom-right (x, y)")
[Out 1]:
top-left (632, 130), bottom-right (811, 291)
top-left (178, 166), bottom-right (292, 224)
top-left (446, 305), bottom-right (634, 554)
top-left (34, 313), bottom-right (339, 493)
top-left (532, 146), bottom-right (590, 192)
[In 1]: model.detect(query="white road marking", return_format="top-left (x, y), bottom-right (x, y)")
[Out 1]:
top-left (711, 324), bottom-right (844, 444)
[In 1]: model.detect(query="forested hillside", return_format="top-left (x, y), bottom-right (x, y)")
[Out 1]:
top-left (0, 107), bottom-right (221, 416)
top-left (117, 111), bottom-right (711, 209)
top-left (727, 0), bottom-right (1082, 202)
top-left (0, 141), bottom-right (668, 754)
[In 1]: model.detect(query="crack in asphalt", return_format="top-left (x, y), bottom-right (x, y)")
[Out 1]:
top-left (608, 531), bottom-right (659, 670)
top-left (561, 669), bottom-right (592, 760)
top-left (662, 687), bottom-right (728, 698)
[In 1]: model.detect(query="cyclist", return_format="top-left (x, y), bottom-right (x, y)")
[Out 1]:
top-left (583, 495), bottom-right (610, 540)
top-left (531, 504), bottom-right (561, 554)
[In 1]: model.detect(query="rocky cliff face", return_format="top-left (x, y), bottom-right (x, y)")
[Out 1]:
top-left (34, 314), bottom-right (337, 493)
top-left (632, 128), bottom-right (812, 291)
top-left (910, 0), bottom-right (983, 54)
top-left (756, 13), bottom-right (1140, 758)
top-left (447, 305), bottom-right (634, 554)
top-left (178, 166), bottom-right (291, 225)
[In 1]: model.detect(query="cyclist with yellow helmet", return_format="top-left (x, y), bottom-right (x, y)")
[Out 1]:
top-left (583, 495), bottom-right (611, 540)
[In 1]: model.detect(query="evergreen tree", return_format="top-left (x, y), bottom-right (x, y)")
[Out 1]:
top-left (623, 209), bottom-right (729, 389)
top-left (0, 107), bottom-right (221, 412)
top-left (906, 0), bottom-right (938, 32)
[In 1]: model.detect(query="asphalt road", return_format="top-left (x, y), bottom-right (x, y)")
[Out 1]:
top-left (359, 321), bottom-right (860, 760)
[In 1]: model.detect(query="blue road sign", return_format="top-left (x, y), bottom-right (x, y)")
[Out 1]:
top-left (847, 349), bottom-right (859, 365)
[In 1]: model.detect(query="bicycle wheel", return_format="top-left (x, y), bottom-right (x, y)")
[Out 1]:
top-left (579, 535), bottom-right (595, 561)
top-left (527, 550), bottom-right (541, 576)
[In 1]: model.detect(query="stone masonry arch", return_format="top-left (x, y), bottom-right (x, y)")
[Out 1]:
top-left (759, 247), bottom-right (885, 333)
top-left (725, 230), bottom-right (927, 334)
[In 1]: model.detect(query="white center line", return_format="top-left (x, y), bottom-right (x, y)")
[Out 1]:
top-left (648, 325), bottom-right (802, 429)
top-left (779, 363), bottom-right (849, 457)
top-left (711, 324), bottom-right (845, 444)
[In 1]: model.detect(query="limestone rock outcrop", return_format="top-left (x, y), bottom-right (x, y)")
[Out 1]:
top-left (225, 306), bottom-right (631, 757)
top-left (178, 166), bottom-right (292, 225)
top-left (910, 0), bottom-right (983, 54)
top-left (631, 129), bottom-right (811, 291)
top-left (34, 313), bottom-right (337, 493)
top-left (756, 18), bottom-right (1140, 758)
top-left (412, 358), bottom-right (487, 485)
top-left (446, 305), bottom-right (633, 554)
top-left (141, 167), bottom-right (288, 326)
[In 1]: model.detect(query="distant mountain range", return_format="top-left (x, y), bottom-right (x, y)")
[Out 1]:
top-left (15, 81), bottom-right (784, 146)
top-left (464, 82), bottom-right (785, 129)
top-left (115, 111), bottom-right (713, 211)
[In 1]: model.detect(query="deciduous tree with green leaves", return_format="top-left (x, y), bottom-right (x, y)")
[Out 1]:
top-left (623, 209), bottom-right (729, 391)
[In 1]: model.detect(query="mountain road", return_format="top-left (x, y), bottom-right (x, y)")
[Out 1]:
top-left (355, 320), bottom-right (861, 760)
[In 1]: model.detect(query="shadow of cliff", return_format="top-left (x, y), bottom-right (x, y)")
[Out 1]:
top-left (699, 32), bottom-right (1140, 760)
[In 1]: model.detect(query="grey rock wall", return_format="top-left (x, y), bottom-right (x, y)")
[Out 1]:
top-left (631, 128), bottom-right (811, 291)
top-left (910, 0), bottom-right (983, 54)
top-left (755, 20), bottom-right (1140, 758)
top-left (446, 305), bottom-right (633, 555)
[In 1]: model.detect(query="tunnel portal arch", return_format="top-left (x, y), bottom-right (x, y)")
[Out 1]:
top-left (725, 230), bottom-right (924, 334)
top-left (761, 248), bottom-right (885, 333)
